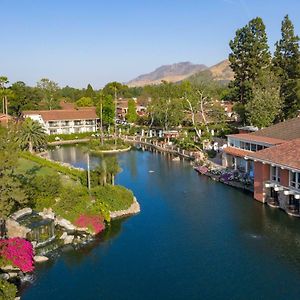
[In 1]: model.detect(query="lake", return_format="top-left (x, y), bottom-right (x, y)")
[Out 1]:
top-left (21, 145), bottom-right (300, 299)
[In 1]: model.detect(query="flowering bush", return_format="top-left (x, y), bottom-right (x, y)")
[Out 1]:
top-left (74, 214), bottom-right (105, 234)
top-left (0, 238), bottom-right (34, 273)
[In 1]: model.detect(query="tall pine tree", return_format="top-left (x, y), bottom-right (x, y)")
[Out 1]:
top-left (273, 15), bottom-right (300, 119)
top-left (229, 17), bottom-right (271, 105)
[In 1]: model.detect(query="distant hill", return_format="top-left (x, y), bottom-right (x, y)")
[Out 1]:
top-left (187, 59), bottom-right (234, 85)
top-left (127, 62), bottom-right (207, 87)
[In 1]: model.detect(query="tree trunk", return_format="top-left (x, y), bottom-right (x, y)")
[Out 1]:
top-left (186, 98), bottom-right (202, 140)
top-left (28, 140), bottom-right (33, 153)
top-left (112, 175), bottom-right (115, 186)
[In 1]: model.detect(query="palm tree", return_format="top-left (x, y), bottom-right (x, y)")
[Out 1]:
top-left (105, 156), bottom-right (121, 185)
top-left (17, 118), bottom-right (47, 153)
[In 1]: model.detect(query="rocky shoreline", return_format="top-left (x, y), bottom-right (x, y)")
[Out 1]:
top-left (110, 197), bottom-right (141, 219)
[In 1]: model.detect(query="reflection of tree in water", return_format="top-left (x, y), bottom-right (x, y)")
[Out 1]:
top-left (61, 219), bottom-right (125, 268)
top-left (128, 151), bottom-right (138, 178)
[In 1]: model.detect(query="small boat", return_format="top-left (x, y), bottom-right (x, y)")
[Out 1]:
top-left (172, 156), bottom-right (180, 161)
top-left (149, 170), bottom-right (155, 173)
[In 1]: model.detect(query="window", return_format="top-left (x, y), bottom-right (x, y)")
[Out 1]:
top-left (245, 142), bottom-right (250, 150)
top-left (271, 166), bottom-right (280, 182)
top-left (290, 171), bottom-right (300, 190)
top-left (257, 145), bottom-right (263, 151)
top-left (250, 143), bottom-right (257, 151)
top-left (240, 141), bottom-right (245, 149)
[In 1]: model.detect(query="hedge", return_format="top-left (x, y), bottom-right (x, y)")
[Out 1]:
top-left (19, 152), bottom-right (87, 184)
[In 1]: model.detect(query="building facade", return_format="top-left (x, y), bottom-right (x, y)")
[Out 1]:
top-left (23, 108), bottom-right (99, 135)
top-left (223, 117), bottom-right (300, 216)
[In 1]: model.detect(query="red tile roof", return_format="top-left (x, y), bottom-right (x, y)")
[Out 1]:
top-left (223, 146), bottom-right (253, 158)
top-left (247, 139), bottom-right (300, 170)
top-left (227, 133), bottom-right (285, 145)
top-left (252, 117), bottom-right (300, 141)
top-left (23, 108), bottom-right (98, 121)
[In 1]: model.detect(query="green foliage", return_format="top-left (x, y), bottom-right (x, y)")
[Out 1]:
top-left (91, 185), bottom-right (134, 212)
top-left (245, 70), bottom-right (282, 128)
top-left (229, 17), bottom-right (271, 105)
top-left (0, 127), bottom-right (28, 218)
top-left (36, 78), bottom-right (60, 110)
top-left (273, 15), bottom-right (300, 119)
top-left (47, 132), bottom-right (97, 142)
top-left (207, 149), bottom-right (217, 158)
top-left (76, 96), bottom-right (94, 107)
top-left (9, 81), bottom-right (40, 116)
top-left (19, 152), bottom-right (86, 184)
top-left (126, 99), bottom-right (138, 123)
top-left (96, 94), bottom-right (115, 126)
top-left (17, 118), bottom-right (47, 153)
top-left (85, 84), bottom-right (95, 98)
top-left (0, 279), bottom-right (17, 300)
top-left (89, 138), bottom-right (129, 152)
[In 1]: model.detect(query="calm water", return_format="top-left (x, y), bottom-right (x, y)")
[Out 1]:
top-left (21, 145), bottom-right (300, 300)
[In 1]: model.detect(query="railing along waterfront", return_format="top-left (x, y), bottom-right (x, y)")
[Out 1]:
top-left (121, 135), bottom-right (197, 160)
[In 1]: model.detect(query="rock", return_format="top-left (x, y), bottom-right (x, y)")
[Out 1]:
top-left (64, 235), bottom-right (74, 245)
top-left (8, 272), bottom-right (18, 278)
top-left (55, 217), bottom-right (76, 232)
top-left (110, 197), bottom-right (141, 219)
top-left (34, 255), bottom-right (49, 263)
top-left (6, 219), bottom-right (31, 239)
top-left (39, 208), bottom-right (55, 220)
top-left (0, 273), bottom-right (9, 280)
top-left (31, 241), bottom-right (37, 248)
top-left (10, 208), bottom-right (32, 220)
top-left (0, 265), bottom-right (20, 272)
top-left (60, 232), bottom-right (68, 240)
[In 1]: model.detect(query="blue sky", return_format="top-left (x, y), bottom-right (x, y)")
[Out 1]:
top-left (1, 0), bottom-right (300, 88)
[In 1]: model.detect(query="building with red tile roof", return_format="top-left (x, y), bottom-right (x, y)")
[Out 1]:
top-left (23, 107), bottom-right (98, 135)
top-left (222, 117), bottom-right (300, 217)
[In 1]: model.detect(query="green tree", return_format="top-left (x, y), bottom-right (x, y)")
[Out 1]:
top-left (10, 82), bottom-right (40, 116)
top-left (245, 70), bottom-right (282, 128)
top-left (0, 127), bottom-right (27, 219)
top-left (126, 99), bottom-right (137, 123)
top-left (229, 17), bottom-right (271, 105)
top-left (76, 96), bottom-right (94, 107)
top-left (98, 94), bottom-right (115, 126)
top-left (17, 118), bottom-right (47, 153)
top-left (273, 15), bottom-right (300, 119)
top-left (0, 76), bottom-right (14, 115)
top-left (85, 83), bottom-right (96, 98)
top-left (37, 78), bottom-right (59, 110)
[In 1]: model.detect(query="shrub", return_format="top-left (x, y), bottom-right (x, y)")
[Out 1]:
top-left (0, 238), bottom-right (34, 273)
top-left (74, 214), bottom-right (105, 234)
top-left (91, 185), bottom-right (134, 212)
top-left (0, 279), bottom-right (17, 300)
top-left (32, 173), bottom-right (62, 198)
top-left (47, 132), bottom-right (97, 143)
top-left (207, 149), bottom-right (217, 158)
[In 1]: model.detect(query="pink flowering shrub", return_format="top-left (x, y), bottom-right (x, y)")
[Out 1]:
top-left (74, 214), bottom-right (105, 234)
top-left (0, 238), bottom-right (34, 273)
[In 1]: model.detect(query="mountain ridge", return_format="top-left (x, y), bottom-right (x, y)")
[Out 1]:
top-left (127, 62), bottom-right (207, 87)
top-left (127, 59), bottom-right (233, 87)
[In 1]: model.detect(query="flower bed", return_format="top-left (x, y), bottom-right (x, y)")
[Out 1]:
top-left (0, 238), bottom-right (34, 273)
top-left (74, 214), bottom-right (105, 234)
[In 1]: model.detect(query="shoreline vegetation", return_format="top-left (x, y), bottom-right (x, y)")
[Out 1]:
top-left (0, 129), bottom-right (140, 298)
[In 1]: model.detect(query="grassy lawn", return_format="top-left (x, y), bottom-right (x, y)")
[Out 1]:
top-left (17, 158), bottom-right (56, 176)
top-left (17, 158), bottom-right (80, 187)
